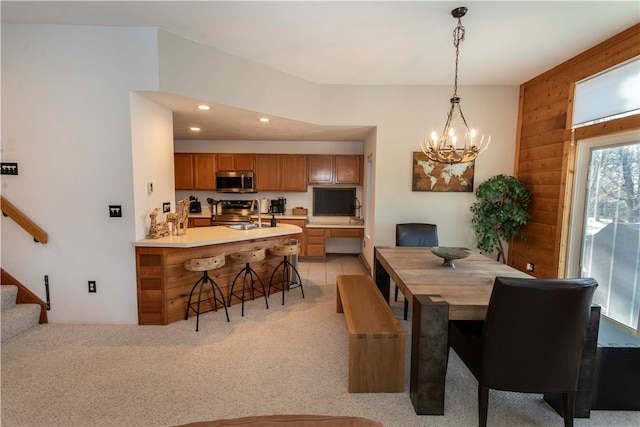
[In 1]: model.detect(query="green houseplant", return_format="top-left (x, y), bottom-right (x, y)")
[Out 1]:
top-left (470, 174), bottom-right (532, 263)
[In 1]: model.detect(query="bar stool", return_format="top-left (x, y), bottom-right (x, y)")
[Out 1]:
top-left (184, 253), bottom-right (229, 332)
top-left (228, 248), bottom-right (269, 316)
top-left (268, 243), bottom-right (304, 305)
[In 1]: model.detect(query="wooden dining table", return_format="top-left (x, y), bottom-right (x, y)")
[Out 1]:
top-left (373, 246), bottom-right (600, 417)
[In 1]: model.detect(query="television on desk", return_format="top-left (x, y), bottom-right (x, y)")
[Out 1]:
top-left (313, 187), bottom-right (356, 216)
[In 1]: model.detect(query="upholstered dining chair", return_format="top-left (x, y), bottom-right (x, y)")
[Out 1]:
top-left (395, 223), bottom-right (438, 320)
top-left (449, 276), bottom-right (598, 427)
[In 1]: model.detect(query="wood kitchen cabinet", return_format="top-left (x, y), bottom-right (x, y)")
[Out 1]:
top-left (281, 155), bottom-right (307, 191)
top-left (193, 154), bottom-right (216, 190)
top-left (174, 153), bottom-right (216, 190)
top-left (307, 155), bottom-right (363, 185)
top-left (308, 155), bottom-right (334, 184)
top-left (174, 153), bottom-right (194, 190)
top-left (188, 217), bottom-right (212, 228)
top-left (255, 154), bottom-right (307, 192)
top-left (216, 154), bottom-right (255, 172)
top-left (335, 155), bottom-right (362, 185)
top-left (255, 154), bottom-right (282, 191)
top-left (305, 228), bottom-right (328, 259)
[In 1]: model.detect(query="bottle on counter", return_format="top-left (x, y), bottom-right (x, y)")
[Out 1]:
top-left (271, 214), bottom-right (277, 227)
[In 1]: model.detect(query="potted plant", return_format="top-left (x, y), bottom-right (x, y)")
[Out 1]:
top-left (470, 174), bottom-right (532, 263)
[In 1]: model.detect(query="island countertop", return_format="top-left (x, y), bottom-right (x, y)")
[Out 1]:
top-left (133, 223), bottom-right (302, 248)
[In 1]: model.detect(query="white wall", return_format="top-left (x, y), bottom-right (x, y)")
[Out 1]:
top-left (130, 93), bottom-right (176, 240)
top-left (1, 24), bottom-right (159, 323)
top-left (157, 31), bottom-right (322, 124)
top-left (319, 84), bottom-right (519, 269)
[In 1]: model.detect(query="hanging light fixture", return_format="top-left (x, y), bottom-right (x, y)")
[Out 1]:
top-left (421, 7), bottom-right (490, 164)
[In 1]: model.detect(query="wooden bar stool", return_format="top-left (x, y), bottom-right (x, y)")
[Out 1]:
top-left (268, 243), bottom-right (304, 305)
top-left (184, 253), bottom-right (229, 331)
top-left (228, 248), bottom-right (269, 316)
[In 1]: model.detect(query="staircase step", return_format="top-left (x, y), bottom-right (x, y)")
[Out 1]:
top-left (1, 303), bottom-right (41, 342)
top-left (1, 285), bottom-right (18, 310)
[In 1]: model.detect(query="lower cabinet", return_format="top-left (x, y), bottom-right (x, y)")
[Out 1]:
top-left (188, 217), bottom-right (212, 228)
top-left (305, 228), bottom-right (328, 259)
top-left (275, 218), bottom-right (307, 257)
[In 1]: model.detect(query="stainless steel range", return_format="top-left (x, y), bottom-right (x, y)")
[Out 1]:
top-left (211, 200), bottom-right (258, 226)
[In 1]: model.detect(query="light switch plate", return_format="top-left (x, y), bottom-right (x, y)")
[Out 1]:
top-left (109, 205), bottom-right (122, 218)
top-left (0, 162), bottom-right (18, 175)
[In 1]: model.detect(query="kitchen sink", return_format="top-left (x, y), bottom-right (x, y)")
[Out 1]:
top-left (226, 223), bottom-right (271, 230)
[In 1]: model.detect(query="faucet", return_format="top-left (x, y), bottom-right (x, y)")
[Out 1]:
top-left (253, 199), bottom-right (262, 228)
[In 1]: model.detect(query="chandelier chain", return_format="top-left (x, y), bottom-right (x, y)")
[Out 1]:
top-left (452, 17), bottom-right (465, 98)
top-left (420, 7), bottom-right (491, 164)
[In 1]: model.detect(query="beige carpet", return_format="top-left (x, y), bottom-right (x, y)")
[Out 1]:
top-left (2, 256), bottom-right (639, 427)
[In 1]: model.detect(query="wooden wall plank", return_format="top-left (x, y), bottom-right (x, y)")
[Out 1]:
top-left (508, 23), bottom-right (640, 277)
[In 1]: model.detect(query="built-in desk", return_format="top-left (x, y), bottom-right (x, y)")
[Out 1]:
top-left (305, 223), bottom-right (364, 259)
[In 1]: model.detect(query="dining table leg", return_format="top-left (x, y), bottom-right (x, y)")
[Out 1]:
top-left (410, 294), bottom-right (449, 415)
top-left (374, 254), bottom-right (391, 303)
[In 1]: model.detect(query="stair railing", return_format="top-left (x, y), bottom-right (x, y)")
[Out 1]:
top-left (1, 196), bottom-right (48, 243)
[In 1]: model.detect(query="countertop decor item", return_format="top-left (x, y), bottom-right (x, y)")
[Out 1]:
top-left (430, 246), bottom-right (470, 267)
top-left (420, 7), bottom-right (490, 164)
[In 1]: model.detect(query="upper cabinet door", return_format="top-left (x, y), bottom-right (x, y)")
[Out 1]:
top-left (281, 155), bottom-right (308, 191)
top-left (174, 154), bottom-right (194, 190)
top-left (216, 154), bottom-right (235, 172)
top-left (194, 154), bottom-right (216, 190)
top-left (216, 154), bottom-right (255, 172)
top-left (335, 155), bottom-right (362, 185)
top-left (235, 154), bottom-right (255, 171)
top-left (255, 154), bottom-right (282, 191)
top-left (308, 155), bottom-right (334, 184)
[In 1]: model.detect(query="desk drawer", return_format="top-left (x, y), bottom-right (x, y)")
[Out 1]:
top-left (307, 236), bottom-right (326, 245)
top-left (330, 228), bottom-right (363, 238)
top-left (307, 228), bottom-right (328, 236)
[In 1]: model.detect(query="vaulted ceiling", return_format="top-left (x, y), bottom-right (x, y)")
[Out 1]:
top-left (4, 1), bottom-right (638, 140)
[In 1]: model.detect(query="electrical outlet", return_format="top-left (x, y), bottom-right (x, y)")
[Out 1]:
top-left (0, 162), bottom-right (18, 175)
top-left (88, 281), bottom-right (96, 293)
top-left (163, 202), bottom-right (171, 213)
top-left (109, 205), bottom-right (122, 217)
top-left (526, 262), bottom-right (535, 272)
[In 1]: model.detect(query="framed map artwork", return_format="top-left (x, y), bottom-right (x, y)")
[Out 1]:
top-left (412, 152), bottom-right (474, 192)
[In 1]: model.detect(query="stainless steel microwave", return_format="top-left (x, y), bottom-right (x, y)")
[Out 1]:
top-left (215, 171), bottom-right (256, 193)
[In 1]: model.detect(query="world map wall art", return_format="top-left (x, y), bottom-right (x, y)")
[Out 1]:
top-left (412, 152), bottom-right (474, 192)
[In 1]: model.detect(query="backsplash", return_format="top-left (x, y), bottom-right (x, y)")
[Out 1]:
top-left (176, 187), bottom-right (363, 223)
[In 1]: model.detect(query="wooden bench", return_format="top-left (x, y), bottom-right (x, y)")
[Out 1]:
top-left (336, 274), bottom-right (405, 393)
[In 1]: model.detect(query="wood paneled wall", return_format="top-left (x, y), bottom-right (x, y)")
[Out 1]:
top-left (509, 23), bottom-right (640, 278)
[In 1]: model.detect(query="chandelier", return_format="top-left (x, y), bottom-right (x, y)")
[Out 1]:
top-left (421, 7), bottom-right (490, 164)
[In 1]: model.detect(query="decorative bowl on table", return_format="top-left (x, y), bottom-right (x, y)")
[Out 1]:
top-left (430, 247), bottom-right (471, 268)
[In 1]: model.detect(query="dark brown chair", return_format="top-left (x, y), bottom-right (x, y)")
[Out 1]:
top-left (449, 277), bottom-right (598, 427)
top-left (395, 223), bottom-right (438, 319)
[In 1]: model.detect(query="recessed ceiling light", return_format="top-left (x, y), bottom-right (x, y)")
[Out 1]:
top-left (259, 117), bottom-right (270, 123)
top-left (197, 105), bottom-right (210, 110)
top-left (190, 127), bottom-right (201, 131)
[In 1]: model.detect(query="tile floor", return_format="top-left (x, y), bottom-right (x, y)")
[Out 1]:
top-left (296, 254), bottom-right (369, 286)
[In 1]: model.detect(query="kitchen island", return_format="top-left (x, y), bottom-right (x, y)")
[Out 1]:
top-left (133, 224), bottom-right (302, 325)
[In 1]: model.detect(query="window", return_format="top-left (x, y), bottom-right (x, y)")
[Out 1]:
top-left (572, 56), bottom-right (640, 128)
top-left (568, 131), bottom-right (640, 335)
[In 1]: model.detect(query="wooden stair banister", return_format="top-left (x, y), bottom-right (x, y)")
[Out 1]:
top-left (1, 196), bottom-right (48, 243)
